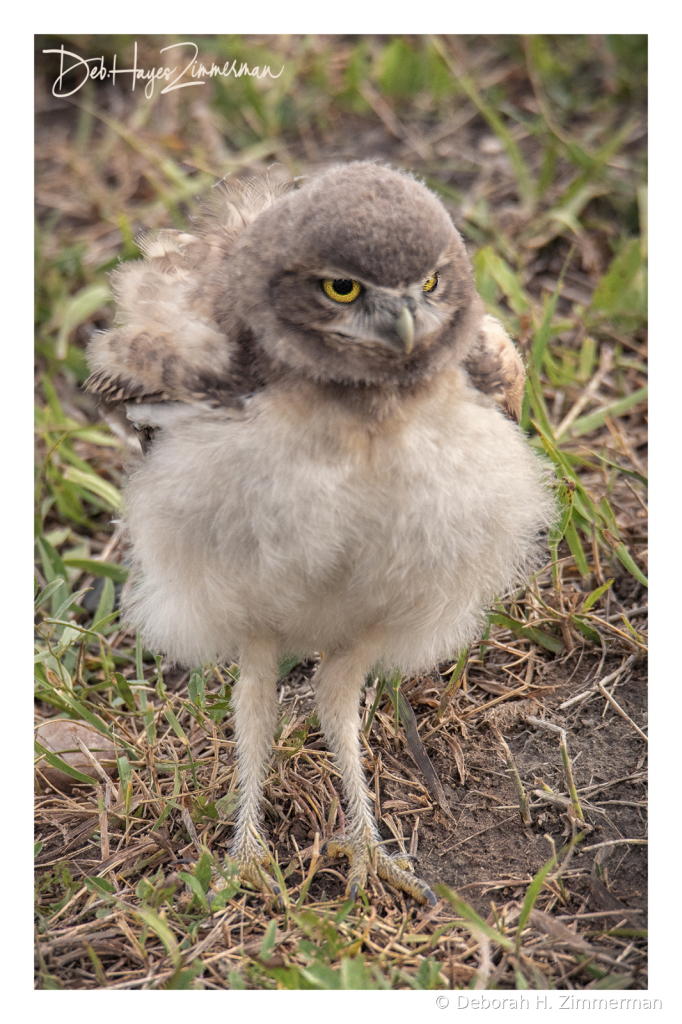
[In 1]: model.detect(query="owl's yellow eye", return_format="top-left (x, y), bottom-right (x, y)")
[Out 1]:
top-left (422, 274), bottom-right (438, 293)
top-left (322, 278), bottom-right (362, 303)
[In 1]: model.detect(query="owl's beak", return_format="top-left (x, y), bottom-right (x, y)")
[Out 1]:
top-left (394, 306), bottom-right (415, 355)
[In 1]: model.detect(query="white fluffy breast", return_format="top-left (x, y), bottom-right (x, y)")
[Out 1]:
top-left (123, 371), bottom-right (555, 671)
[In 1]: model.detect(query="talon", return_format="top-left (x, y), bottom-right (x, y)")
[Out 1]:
top-left (271, 883), bottom-right (285, 910)
top-left (230, 839), bottom-right (286, 904)
top-left (272, 882), bottom-right (285, 909)
top-left (424, 885), bottom-right (438, 907)
top-left (327, 833), bottom-right (434, 906)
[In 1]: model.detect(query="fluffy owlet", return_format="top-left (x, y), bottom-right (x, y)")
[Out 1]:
top-left (86, 162), bottom-right (554, 905)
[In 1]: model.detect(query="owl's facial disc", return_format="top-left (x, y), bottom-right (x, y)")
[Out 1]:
top-left (236, 164), bottom-right (482, 386)
top-left (313, 272), bottom-right (448, 357)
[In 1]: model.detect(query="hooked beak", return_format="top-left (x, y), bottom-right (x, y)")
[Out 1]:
top-left (394, 306), bottom-right (415, 355)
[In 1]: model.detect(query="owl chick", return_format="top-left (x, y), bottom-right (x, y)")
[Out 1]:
top-left (86, 162), bottom-right (554, 905)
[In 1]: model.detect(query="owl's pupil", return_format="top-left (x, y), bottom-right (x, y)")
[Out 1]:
top-left (333, 279), bottom-right (353, 295)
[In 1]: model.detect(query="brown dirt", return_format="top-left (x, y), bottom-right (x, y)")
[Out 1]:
top-left (267, 650), bottom-right (648, 927)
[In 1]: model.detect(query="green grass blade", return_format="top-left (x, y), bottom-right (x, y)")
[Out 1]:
top-left (436, 884), bottom-right (514, 950)
top-left (582, 578), bottom-right (614, 612)
top-left (34, 741), bottom-right (96, 786)
top-left (609, 540), bottom-right (648, 588)
top-left (515, 852), bottom-right (558, 946)
top-left (63, 467), bottom-right (122, 510)
top-left (564, 519), bottom-right (590, 578)
top-left (570, 387), bottom-right (648, 438)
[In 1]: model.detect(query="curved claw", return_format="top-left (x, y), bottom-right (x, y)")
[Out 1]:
top-left (423, 884), bottom-right (438, 907)
top-left (228, 841), bottom-right (287, 906)
top-left (327, 834), bottom-right (435, 906)
top-left (240, 861), bottom-right (283, 902)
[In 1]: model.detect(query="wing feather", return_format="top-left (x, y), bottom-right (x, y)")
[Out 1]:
top-left (85, 169), bottom-right (294, 408)
top-left (464, 315), bottom-right (526, 423)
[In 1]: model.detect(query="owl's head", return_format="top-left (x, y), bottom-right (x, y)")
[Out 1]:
top-left (228, 163), bottom-right (483, 387)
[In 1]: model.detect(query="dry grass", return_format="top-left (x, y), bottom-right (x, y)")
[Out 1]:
top-left (34, 34), bottom-right (647, 990)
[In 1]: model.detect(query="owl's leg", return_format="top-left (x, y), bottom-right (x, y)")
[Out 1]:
top-left (314, 648), bottom-right (437, 906)
top-left (225, 638), bottom-right (281, 897)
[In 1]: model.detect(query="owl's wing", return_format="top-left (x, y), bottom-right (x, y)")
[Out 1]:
top-left (464, 315), bottom-right (526, 423)
top-left (85, 229), bottom-right (238, 409)
top-left (85, 170), bottom-right (295, 410)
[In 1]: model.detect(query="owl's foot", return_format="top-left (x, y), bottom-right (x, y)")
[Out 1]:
top-left (225, 840), bottom-right (284, 904)
top-left (327, 835), bottom-right (437, 906)
top-left (179, 848), bottom-right (283, 908)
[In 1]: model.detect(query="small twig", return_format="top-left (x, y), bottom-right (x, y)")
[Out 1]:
top-left (460, 682), bottom-right (530, 719)
top-left (525, 716), bottom-right (562, 736)
top-left (525, 717), bottom-right (584, 821)
top-left (597, 680), bottom-right (648, 742)
top-left (582, 839), bottom-right (647, 852)
top-left (75, 736), bottom-right (117, 795)
top-left (559, 655), bottom-right (636, 709)
top-left (608, 605), bottom-right (648, 623)
top-left (531, 791), bottom-right (602, 819)
top-left (296, 831), bottom-right (321, 907)
top-left (95, 783), bottom-right (109, 863)
top-left (554, 909), bottom-right (644, 920)
top-left (559, 734), bottom-right (584, 822)
top-left (555, 347), bottom-right (613, 440)
top-left (410, 815), bottom-right (420, 858)
top-left (181, 795), bottom-right (203, 855)
top-left (382, 813), bottom-right (407, 855)
top-left (489, 725), bottom-right (531, 825)
top-left (472, 931), bottom-right (492, 990)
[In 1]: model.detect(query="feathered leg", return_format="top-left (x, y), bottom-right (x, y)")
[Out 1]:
top-left (314, 647), bottom-right (436, 906)
top-left (228, 638), bottom-right (281, 895)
